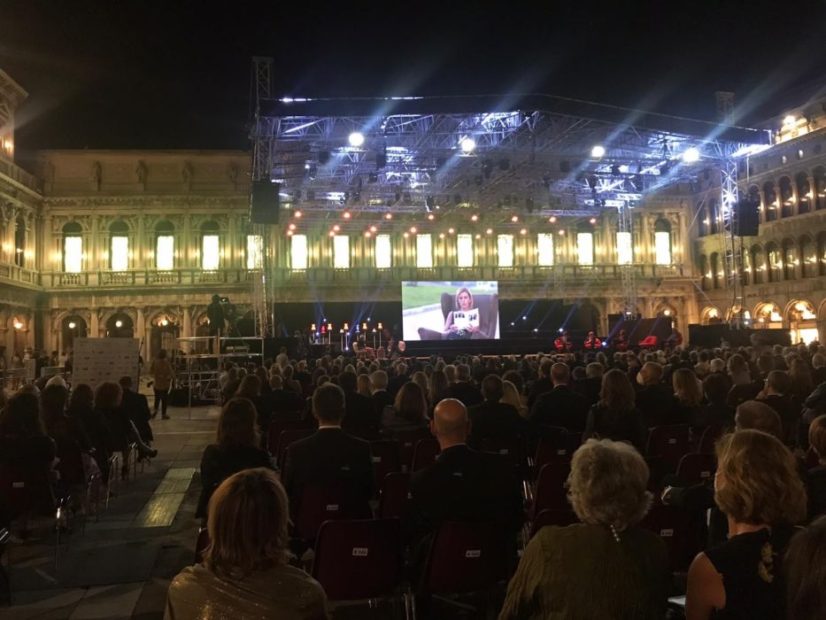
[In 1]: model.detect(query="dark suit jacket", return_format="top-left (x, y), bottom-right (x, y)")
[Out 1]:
top-left (468, 400), bottom-right (527, 449)
top-left (584, 404), bottom-right (647, 453)
top-left (371, 390), bottom-right (394, 420)
top-left (527, 377), bottom-right (553, 409)
top-left (342, 390), bottom-right (381, 439)
top-left (530, 385), bottom-right (590, 433)
top-left (282, 427), bottom-right (374, 509)
top-left (408, 444), bottom-right (523, 537)
top-left (121, 389), bottom-right (153, 442)
top-left (196, 444), bottom-right (273, 517)
top-left (757, 394), bottom-right (801, 446)
top-left (447, 381), bottom-right (483, 407)
top-left (635, 384), bottom-right (678, 428)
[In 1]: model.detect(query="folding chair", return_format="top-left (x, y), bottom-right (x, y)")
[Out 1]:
top-left (411, 438), bottom-right (440, 472)
top-left (646, 424), bottom-right (690, 473)
top-left (533, 428), bottom-right (574, 476)
top-left (379, 472), bottom-right (411, 519)
top-left (530, 508), bottom-right (578, 538)
top-left (275, 428), bottom-right (315, 471)
top-left (370, 440), bottom-right (401, 492)
top-left (530, 462), bottom-right (571, 519)
top-left (292, 485), bottom-right (372, 542)
top-left (395, 428), bottom-right (433, 472)
top-left (266, 415), bottom-right (312, 455)
top-left (312, 518), bottom-right (406, 611)
top-left (640, 503), bottom-right (698, 572)
top-left (479, 436), bottom-right (527, 475)
top-left (698, 424), bottom-right (725, 455)
top-left (676, 453), bottom-right (716, 487)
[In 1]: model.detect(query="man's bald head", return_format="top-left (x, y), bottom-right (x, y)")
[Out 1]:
top-left (431, 398), bottom-right (469, 444)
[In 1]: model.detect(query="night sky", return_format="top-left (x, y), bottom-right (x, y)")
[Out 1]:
top-left (2, 0), bottom-right (826, 153)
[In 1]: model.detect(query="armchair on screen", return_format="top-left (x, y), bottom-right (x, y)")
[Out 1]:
top-left (417, 292), bottom-right (499, 340)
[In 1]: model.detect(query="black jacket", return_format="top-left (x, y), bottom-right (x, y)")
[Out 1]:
top-left (342, 390), bottom-right (381, 440)
top-left (196, 443), bottom-right (273, 517)
top-left (636, 384), bottom-right (678, 428)
top-left (120, 389), bottom-right (153, 442)
top-left (447, 381), bottom-right (483, 408)
top-left (584, 404), bottom-right (647, 453)
top-left (468, 400), bottom-right (527, 449)
top-left (530, 385), bottom-right (590, 433)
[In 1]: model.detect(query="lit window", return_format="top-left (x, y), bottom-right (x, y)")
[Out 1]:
top-left (655, 231), bottom-right (672, 265)
top-left (111, 235), bottom-right (129, 271)
top-left (537, 233), bottom-right (554, 266)
top-left (333, 234), bottom-right (350, 269)
top-left (246, 234), bottom-right (263, 270)
top-left (497, 234), bottom-right (514, 267)
top-left (64, 236), bottom-right (82, 273)
top-left (416, 234), bottom-right (433, 268)
top-left (291, 234), bottom-right (308, 270)
top-left (375, 234), bottom-right (392, 269)
top-left (577, 232), bottom-right (594, 265)
top-left (616, 232), bottom-right (633, 265)
top-left (156, 235), bottom-right (174, 270)
top-left (202, 234), bottom-right (220, 270)
top-left (457, 234), bottom-right (474, 267)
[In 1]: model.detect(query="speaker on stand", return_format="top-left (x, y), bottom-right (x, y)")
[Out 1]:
top-left (250, 180), bottom-right (281, 224)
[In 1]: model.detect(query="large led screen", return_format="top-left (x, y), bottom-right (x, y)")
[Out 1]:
top-left (402, 281), bottom-right (500, 341)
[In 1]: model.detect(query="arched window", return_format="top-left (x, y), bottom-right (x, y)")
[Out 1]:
top-left (763, 181), bottom-right (778, 221)
top-left (62, 222), bottom-right (83, 273)
top-left (200, 221), bottom-right (220, 270)
top-left (751, 245), bottom-right (764, 284)
top-left (109, 220), bottom-right (129, 271)
top-left (767, 242), bottom-right (783, 282)
top-left (814, 167), bottom-right (826, 210)
top-left (782, 239), bottom-right (797, 280)
top-left (155, 220), bottom-right (175, 270)
top-left (796, 172), bottom-right (811, 214)
top-left (576, 222), bottom-right (594, 266)
top-left (710, 252), bottom-right (721, 289)
top-left (14, 215), bottom-right (25, 267)
top-left (779, 176), bottom-right (794, 217)
top-left (654, 219), bottom-right (672, 265)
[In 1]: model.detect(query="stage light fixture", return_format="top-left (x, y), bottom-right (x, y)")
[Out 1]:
top-left (549, 216), bottom-right (557, 223)
top-left (68, 321), bottom-right (76, 329)
top-left (328, 230), bottom-right (335, 237)
top-left (348, 132), bottom-right (365, 147)
top-left (294, 210), bottom-right (302, 218)
top-left (427, 214), bottom-right (435, 221)
top-left (385, 213), bottom-right (393, 220)
top-left (591, 145), bottom-right (605, 158)
top-left (589, 217), bottom-right (597, 224)
top-left (448, 227), bottom-right (455, 234)
top-left (511, 215), bottom-right (519, 223)
top-left (403, 232), bottom-right (409, 238)
top-left (115, 320), bottom-right (123, 328)
top-left (343, 211), bottom-right (351, 219)
top-left (409, 226), bottom-right (417, 234)
top-left (558, 229), bottom-right (565, 235)
top-left (333, 224), bottom-right (340, 232)
top-left (364, 231), bottom-right (371, 238)
top-left (471, 214), bottom-right (478, 222)
top-left (288, 223), bottom-right (296, 230)
top-left (486, 228), bottom-right (493, 235)
top-left (287, 230), bottom-right (294, 236)
top-left (460, 137), bottom-right (476, 153)
top-left (520, 228), bottom-right (527, 235)
top-left (439, 233), bottom-right (445, 239)
top-left (369, 225), bottom-right (378, 233)
top-left (682, 147), bottom-right (701, 163)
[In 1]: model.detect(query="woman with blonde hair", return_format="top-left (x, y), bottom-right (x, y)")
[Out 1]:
top-left (501, 380), bottom-right (529, 419)
top-left (166, 468), bottom-right (328, 619)
top-left (685, 430), bottom-right (807, 619)
top-left (356, 373), bottom-right (371, 398)
top-left (500, 439), bottom-right (668, 618)
top-left (381, 381), bottom-right (429, 435)
top-left (444, 287), bottom-right (479, 339)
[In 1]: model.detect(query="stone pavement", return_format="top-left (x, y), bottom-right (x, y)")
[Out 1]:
top-left (0, 403), bottom-right (219, 620)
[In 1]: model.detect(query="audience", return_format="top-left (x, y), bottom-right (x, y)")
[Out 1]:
top-left (807, 414), bottom-right (826, 519)
top-left (784, 516), bottom-right (826, 620)
top-left (530, 362), bottom-right (589, 432)
top-left (500, 439), bottom-right (668, 618)
top-left (339, 371), bottom-right (379, 439)
top-left (381, 381), bottom-right (429, 436)
top-left (685, 430), bottom-right (807, 619)
top-left (166, 468), bottom-right (328, 619)
top-left (635, 361), bottom-right (677, 427)
top-left (584, 369), bottom-right (647, 452)
top-left (446, 363), bottom-right (483, 407)
top-left (468, 374), bottom-right (526, 449)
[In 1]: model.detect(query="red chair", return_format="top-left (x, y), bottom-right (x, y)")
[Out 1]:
top-left (640, 503), bottom-right (698, 572)
top-left (275, 428), bottom-right (315, 470)
top-left (646, 424), bottom-right (690, 472)
top-left (379, 472), bottom-right (411, 519)
top-left (533, 428), bottom-right (575, 475)
top-left (698, 424), bottom-right (725, 454)
top-left (194, 526), bottom-right (210, 564)
top-left (420, 521), bottom-right (509, 596)
top-left (530, 508), bottom-right (578, 537)
top-left (411, 438), bottom-right (440, 472)
top-left (370, 440), bottom-right (401, 491)
top-left (292, 485), bottom-right (372, 541)
top-left (638, 335), bottom-right (659, 349)
top-left (676, 453), bottom-right (716, 486)
top-left (312, 518), bottom-right (403, 602)
top-left (530, 462), bottom-right (571, 518)
top-left (394, 428), bottom-right (433, 472)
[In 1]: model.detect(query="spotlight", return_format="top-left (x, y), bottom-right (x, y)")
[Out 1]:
top-left (589, 217), bottom-right (597, 224)
top-left (369, 225), bottom-right (378, 233)
top-left (591, 145), bottom-right (605, 158)
top-left (460, 137), bottom-right (476, 153)
top-left (558, 229), bottom-right (565, 235)
top-left (549, 216), bottom-right (557, 223)
top-left (511, 215), bottom-right (519, 223)
top-left (343, 211), bottom-right (351, 219)
top-left (115, 320), bottom-right (123, 328)
top-left (486, 228), bottom-right (493, 235)
top-left (12, 320), bottom-right (22, 330)
top-left (409, 226), bottom-right (417, 234)
top-left (403, 232), bottom-right (409, 238)
top-left (68, 321), bottom-right (76, 329)
top-left (364, 231), bottom-right (372, 238)
top-left (427, 214), bottom-right (435, 221)
top-left (348, 132), bottom-right (365, 147)
top-left (294, 210), bottom-right (302, 218)
top-left (520, 228), bottom-right (527, 235)
top-left (471, 214), bottom-right (479, 222)
top-left (333, 224), bottom-right (340, 232)
top-left (682, 147), bottom-right (700, 163)
top-left (448, 227), bottom-right (455, 234)
top-left (287, 230), bottom-right (294, 236)
top-left (385, 213), bottom-right (393, 220)
top-left (288, 223), bottom-right (296, 230)
top-left (161, 318), bottom-right (169, 327)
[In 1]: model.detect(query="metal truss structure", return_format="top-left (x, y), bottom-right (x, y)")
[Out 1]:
top-left (248, 57), bottom-right (772, 335)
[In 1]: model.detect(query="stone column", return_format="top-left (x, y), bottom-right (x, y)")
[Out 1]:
top-left (183, 305), bottom-right (192, 339)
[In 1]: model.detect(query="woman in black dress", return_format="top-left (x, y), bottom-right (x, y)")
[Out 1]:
top-left (583, 369), bottom-right (647, 453)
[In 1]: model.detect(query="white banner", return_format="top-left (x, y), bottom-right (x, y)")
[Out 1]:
top-left (72, 338), bottom-right (140, 390)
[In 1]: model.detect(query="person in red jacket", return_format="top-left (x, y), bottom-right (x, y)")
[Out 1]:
top-left (583, 331), bottom-right (602, 350)
top-left (554, 330), bottom-right (573, 352)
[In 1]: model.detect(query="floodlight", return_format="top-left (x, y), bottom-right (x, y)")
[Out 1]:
top-left (591, 145), bottom-right (606, 158)
top-left (460, 137), bottom-right (476, 153)
top-left (682, 147), bottom-right (700, 163)
top-left (348, 132), bottom-right (365, 147)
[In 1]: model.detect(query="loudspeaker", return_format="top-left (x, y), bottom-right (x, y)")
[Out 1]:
top-left (250, 181), bottom-right (280, 224)
top-left (734, 198), bottom-right (759, 236)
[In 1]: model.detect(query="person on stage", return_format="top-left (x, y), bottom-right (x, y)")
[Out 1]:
top-left (613, 329), bottom-right (629, 352)
top-left (554, 330), bottom-right (574, 352)
top-left (207, 295), bottom-right (225, 354)
top-left (583, 330), bottom-right (602, 350)
top-left (444, 287), bottom-right (480, 340)
top-left (666, 327), bottom-right (684, 349)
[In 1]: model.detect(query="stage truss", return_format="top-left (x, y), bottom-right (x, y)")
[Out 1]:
top-left (248, 57), bottom-right (772, 335)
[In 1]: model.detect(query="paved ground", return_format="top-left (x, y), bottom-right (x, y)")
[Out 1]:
top-left (0, 401), bottom-right (219, 620)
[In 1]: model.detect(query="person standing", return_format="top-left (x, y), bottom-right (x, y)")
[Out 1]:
top-left (207, 295), bottom-right (225, 355)
top-left (150, 349), bottom-right (175, 420)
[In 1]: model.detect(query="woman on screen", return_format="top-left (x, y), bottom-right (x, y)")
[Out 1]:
top-left (444, 287), bottom-right (480, 340)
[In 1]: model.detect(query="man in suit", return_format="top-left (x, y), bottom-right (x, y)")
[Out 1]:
top-left (635, 361), bottom-right (678, 427)
top-left (446, 363), bottom-right (483, 407)
top-left (468, 374), bottom-right (527, 449)
top-left (282, 382), bottom-right (374, 514)
top-left (119, 375), bottom-right (154, 444)
top-left (530, 362), bottom-right (591, 433)
top-left (339, 370), bottom-right (380, 439)
top-left (370, 369), bottom-right (394, 418)
top-left (408, 398), bottom-right (523, 542)
top-left (527, 358), bottom-right (554, 409)
top-left (387, 361), bottom-right (409, 400)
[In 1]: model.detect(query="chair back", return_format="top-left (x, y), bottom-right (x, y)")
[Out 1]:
top-left (293, 485), bottom-right (371, 541)
top-left (698, 424), bottom-right (725, 454)
top-left (275, 428), bottom-right (315, 470)
top-left (267, 416), bottom-right (312, 454)
top-left (534, 426), bottom-right (574, 474)
top-left (676, 452), bottom-right (716, 486)
top-left (370, 440), bottom-right (401, 490)
top-left (646, 424), bottom-right (690, 472)
top-left (422, 521), bottom-right (509, 594)
top-left (0, 463), bottom-right (53, 520)
top-left (379, 472), bottom-right (411, 519)
top-left (530, 509), bottom-right (578, 538)
top-left (411, 438), bottom-right (441, 472)
top-left (394, 428), bottom-right (433, 471)
top-left (531, 462), bottom-right (571, 518)
top-left (312, 518), bottom-right (402, 600)
top-left (640, 503), bottom-right (698, 572)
